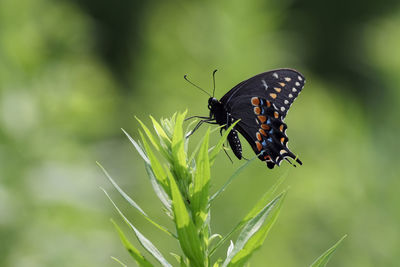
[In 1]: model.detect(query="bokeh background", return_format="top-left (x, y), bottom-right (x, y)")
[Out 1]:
top-left (1, 0), bottom-right (400, 266)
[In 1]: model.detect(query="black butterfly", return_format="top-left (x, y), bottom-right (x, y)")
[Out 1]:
top-left (186, 69), bottom-right (304, 169)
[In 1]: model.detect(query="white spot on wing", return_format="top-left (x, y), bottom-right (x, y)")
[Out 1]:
top-left (289, 94), bottom-right (293, 98)
top-left (255, 118), bottom-right (259, 125)
top-left (280, 106), bottom-right (285, 112)
top-left (284, 100), bottom-right (289, 105)
top-left (292, 87), bottom-right (297, 92)
top-left (298, 76), bottom-right (303, 81)
top-left (261, 79), bottom-right (268, 90)
top-left (272, 72), bottom-right (278, 79)
top-left (295, 82), bottom-right (300, 86)
top-left (284, 77), bottom-right (291, 82)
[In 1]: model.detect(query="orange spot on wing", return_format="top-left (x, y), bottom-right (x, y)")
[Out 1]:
top-left (256, 132), bottom-right (262, 141)
top-left (264, 155), bottom-right (271, 161)
top-left (261, 124), bottom-right (270, 130)
top-left (279, 82), bottom-right (286, 87)
top-left (274, 111), bottom-right (279, 118)
top-left (256, 141), bottom-right (262, 151)
top-left (254, 107), bottom-right (261, 115)
top-left (259, 129), bottom-right (267, 136)
top-left (266, 100), bottom-right (271, 107)
top-left (280, 137), bottom-right (285, 143)
top-left (279, 124), bottom-right (284, 131)
top-left (251, 97), bottom-right (260, 106)
top-left (270, 93), bottom-right (277, 99)
top-left (274, 87), bottom-right (281, 92)
top-left (257, 115), bottom-right (267, 123)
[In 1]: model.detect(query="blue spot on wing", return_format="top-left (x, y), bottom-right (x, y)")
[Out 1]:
top-left (261, 140), bottom-right (267, 146)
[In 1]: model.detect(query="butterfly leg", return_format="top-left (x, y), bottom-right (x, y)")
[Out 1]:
top-left (222, 144), bottom-right (234, 163)
top-left (218, 128), bottom-right (234, 163)
top-left (186, 119), bottom-right (217, 138)
top-left (185, 115), bottom-right (211, 121)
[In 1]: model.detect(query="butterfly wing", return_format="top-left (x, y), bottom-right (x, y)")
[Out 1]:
top-left (219, 69), bottom-right (305, 168)
top-left (220, 69), bottom-right (305, 119)
top-left (228, 96), bottom-right (302, 168)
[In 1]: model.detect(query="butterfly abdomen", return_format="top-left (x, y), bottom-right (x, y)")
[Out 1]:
top-left (227, 130), bottom-right (242, 159)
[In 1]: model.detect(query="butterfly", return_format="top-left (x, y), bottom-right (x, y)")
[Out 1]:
top-left (186, 69), bottom-right (304, 169)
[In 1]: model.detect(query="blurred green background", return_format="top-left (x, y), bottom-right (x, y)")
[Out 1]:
top-left (1, 0), bottom-right (400, 266)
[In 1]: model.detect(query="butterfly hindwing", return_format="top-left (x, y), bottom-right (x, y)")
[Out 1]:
top-left (228, 96), bottom-right (301, 168)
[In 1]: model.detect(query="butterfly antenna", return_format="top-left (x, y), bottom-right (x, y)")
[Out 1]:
top-left (212, 69), bottom-right (218, 97)
top-left (184, 75), bottom-right (211, 97)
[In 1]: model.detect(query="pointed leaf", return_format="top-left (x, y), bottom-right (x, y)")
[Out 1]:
top-left (97, 162), bottom-right (175, 238)
top-left (209, 120), bottom-right (240, 164)
top-left (191, 128), bottom-right (211, 227)
top-left (243, 173), bottom-right (287, 221)
top-left (144, 163), bottom-right (172, 214)
top-left (98, 162), bottom-right (147, 216)
top-left (168, 170), bottom-right (205, 265)
top-left (210, 174), bottom-right (286, 256)
top-left (140, 131), bottom-right (169, 191)
top-left (171, 111), bottom-right (188, 170)
top-left (222, 192), bottom-right (285, 267)
top-left (310, 235), bottom-right (347, 267)
top-left (136, 116), bottom-right (162, 151)
top-left (111, 256), bottom-right (128, 267)
top-left (150, 115), bottom-right (172, 147)
top-left (111, 219), bottom-right (153, 267)
top-left (228, 192), bottom-right (286, 266)
top-left (103, 189), bottom-right (173, 267)
top-left (122, 128), bottom-right (150, 164)
top-left (210, 156), bottom-right (257, 203)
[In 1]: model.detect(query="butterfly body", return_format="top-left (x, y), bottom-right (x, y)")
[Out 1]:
top-left (208, 97), bottom-right (244, 159)
top-left (192, 69), bottom-right (305, 169)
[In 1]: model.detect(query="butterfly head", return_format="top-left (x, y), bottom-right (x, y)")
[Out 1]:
top-left (208, 97), bottom-right (219, 109)
top-left (208, 97), bottom-right (222, 119)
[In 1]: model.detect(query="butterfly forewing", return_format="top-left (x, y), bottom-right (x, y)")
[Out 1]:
top-left (220, 69), bottom-right (305, 119)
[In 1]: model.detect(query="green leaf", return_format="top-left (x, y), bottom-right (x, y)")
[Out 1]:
top-left (222, 192), bottom-right (285, 267)
top-left (140, 131), bottom-right (169, 192)
top-left (150, 115), bottom-right (172, 147)
top-left (98, 162), bottom-right (147, 216)
top-left (167, 170), bottom-right (206, 266)
top-left (111, 219), bottom-right (153, 267)
top-left (191, 128), bottom-right (211, 227)
top-left (144, 163), bottom-right (172, 215)
top-left (111, 256), bottom-right (128, 267)
top-left (210, 155), bottom-right (257, 203)
top-left (243, 173), bottom-right (287, 221)
top-left (97, 162), bottom-right (175, 238)
top-left (103, 189), bottom-right (173, 267)
top-left (121, 128), bottom-right (150, 164)
top-left (228, 192), bottom-right (286, 266)
top-left (171, 111), bottom-right (188, 173)
top-left (210, 174), bottom-right (286, 256)
top-left (209, 120), bottom-right (240, 164)
top-left (136, 116), bottom-right (162, 151)
top-left (310, 235), bottom-right (347, 267)
top-left (188, 124), bottom-right (222, 165)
